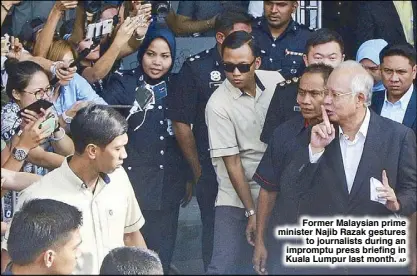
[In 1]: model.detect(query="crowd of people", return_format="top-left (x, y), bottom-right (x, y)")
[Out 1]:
top-left (0, 0), bottom-right (416, 275)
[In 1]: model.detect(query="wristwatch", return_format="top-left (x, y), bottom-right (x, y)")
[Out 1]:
top-left (12, 147), bottom-right (29, 161)
top-left (62, 111), bottom-right (73, 124)
top-left (245, 209), bottom-right (255, 218)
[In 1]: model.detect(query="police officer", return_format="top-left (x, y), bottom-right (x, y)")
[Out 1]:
top-left (101, 25), bottom-right (186, 274)
top-left (251, 0), bottom-right (314, 79)
top-left (260, 28), bottom-right (346, 143)
top-left (166, 10), bottom-right (253, 272)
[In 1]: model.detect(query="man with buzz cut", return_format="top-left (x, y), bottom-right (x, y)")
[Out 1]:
top-left (2, 105), bottom-right (147, 275)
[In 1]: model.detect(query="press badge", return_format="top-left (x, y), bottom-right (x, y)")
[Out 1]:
top-left (152, 81), bottom-right (168, 101)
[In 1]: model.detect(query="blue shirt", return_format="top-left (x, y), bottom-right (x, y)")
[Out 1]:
top-left (252, 18), bottom-right (314, 79)
top-left (53, 73), bottom-right (107, 115)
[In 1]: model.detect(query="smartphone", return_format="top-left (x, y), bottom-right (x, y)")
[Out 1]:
top-left (102, 19), bottom-right (114, 35)
top-left (135, 85), bottom-right (154, 111)
top-left (17, 99), bottom-right (54, 117)
top-left (95, 21), bottom-right (103, 38)
top-left (86, 23), bottom-right (96, 39)
top-left (1, 35), bottom-right (10, 55)
top-left (39, 114), bottom-right (56, 136)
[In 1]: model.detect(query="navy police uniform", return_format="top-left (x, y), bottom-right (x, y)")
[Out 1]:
top-left (166, 46), bottom-right (224, 271)
top-left (252, 18), bottom-right (314, 79)
top-left (260, 77), bottom-right (301, 143)
top-left (102, 67), bottom-right (187, 273)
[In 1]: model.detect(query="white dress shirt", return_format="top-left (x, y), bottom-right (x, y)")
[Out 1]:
top-left (380, 84), bottom-right (413, 124)
top-left (309, 108), bottom-right (371, 193)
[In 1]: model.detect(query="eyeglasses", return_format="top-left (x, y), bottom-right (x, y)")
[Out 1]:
top-left (22, 85), bottom-right (54, 99)
top-left (324, 89), bottom-right (355, 98)
top-left (223, 59), bottom-right (256, 73)
top-left (297, 88), bottom-right (327, 98)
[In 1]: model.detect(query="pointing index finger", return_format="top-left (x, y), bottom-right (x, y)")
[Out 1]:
top-left (321, 105), bottom-right (331, 133)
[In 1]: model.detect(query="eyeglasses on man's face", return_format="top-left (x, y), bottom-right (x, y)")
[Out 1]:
top-left (223, 59), bottom-right (256, 73)
top-left (324, 89), bottom-right (355, 99)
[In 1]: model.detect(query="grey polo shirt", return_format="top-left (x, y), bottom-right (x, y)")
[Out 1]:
top-left (205, 70), bottom-right (284, 208)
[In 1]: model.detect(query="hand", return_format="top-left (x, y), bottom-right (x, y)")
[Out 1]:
top-left (54, 1), bottom-right (78, 12)
top-left (6, 36), bottom-right (23, 60)
top-left (310, 105), bottom-right (335, 152)
top-left (18, 115), bottom-right (54, 150)
top-left (56, 61), bottom-right (77, 84)
top-left (131, 2), bottom-right (152, 39)
top-left (253, 241), bottom-right (268, 275)
top-left (181, 167), bottom-right (201, 207)
top-left (66, 100), bottom-right (90, 118)
top-left (114, 16), bottom-right (145, 46)
top-left (376, 170), bottom-right (400, 212)
top-left (246, 215), bottom-right (256, 246)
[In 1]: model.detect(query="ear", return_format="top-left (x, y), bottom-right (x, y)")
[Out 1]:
top-left (43, 250), bottom-right (55, 269)
top-left (303, 54), bottom-right (308, 66)
top-left (11, 89), bottom-right (21, 101)
top-left (255, 56), bottom-right (262, 70)
top-left (292, 1), bottom-right (299, 13)
top-left (357, 92), bottom-right (366, 107)
top-left (412, 64), bottom-right (416, 80)
top-left (215, 32), bottom-right (226, 45)
top-left (86, 144), bottom-right (98, 160)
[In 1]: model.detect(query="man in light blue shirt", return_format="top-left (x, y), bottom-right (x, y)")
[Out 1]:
top-left (371, 43), bottom-right (416, 134)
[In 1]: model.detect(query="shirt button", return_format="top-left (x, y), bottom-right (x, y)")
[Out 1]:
top-left (291, 69), bottom-right (297, 74)
top-left (269, 58), bottom-right (273, 62)
top-left (337, 12), bottom-right (340, 15)
top-left (158, 105), bottom-right (162, 110)
top-left (160, 136), bottom-right (164, 140)
top-left (160, 120), bottom-right (164, 125)
top-left (109, 210), bottom-right (113, 216)
top-left (293, 60), bottom-right (297, 64)
top-left (272, 43), bottom-right (276, 47)
top-left (127, 166), bottom-right (132, 170)
top-left (160, 150), bottom-right (164, 155)
top-left (159, 165), bottom-right (164, 169)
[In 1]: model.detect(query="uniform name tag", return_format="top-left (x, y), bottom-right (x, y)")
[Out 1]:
top-left (152, 81), bottom-right (168, 100)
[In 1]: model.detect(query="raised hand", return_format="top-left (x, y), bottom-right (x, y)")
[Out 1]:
top-left (376, 170), bottom-right (400, 212)
top-left (310, 105), bottom-right (335, 151)
top-left (131, 1), bottom-right (152, 39)
top-left (54, 1), bottom-right (78, 11)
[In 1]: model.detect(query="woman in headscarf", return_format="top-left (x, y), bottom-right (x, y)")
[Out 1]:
top-left (356, 39), bottom-right (388, 93)
top-left (101, 24), bottom-right (187, 274)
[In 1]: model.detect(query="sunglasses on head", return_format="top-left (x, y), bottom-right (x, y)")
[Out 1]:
top-left (223, 59), bottom-right (256, 73)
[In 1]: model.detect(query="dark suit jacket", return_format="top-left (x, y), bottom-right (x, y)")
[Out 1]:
top-left (371, 86), bottom-right (416, 134)
top-left (354, 1), bottom-right (416, 52)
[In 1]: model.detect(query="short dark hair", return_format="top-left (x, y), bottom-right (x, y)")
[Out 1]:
top-left (305, 28), bottom-right (345, 55)
top-left (8, 199), bottom-right (82, 265)
top-left (303, 63), bottom-right (334, 84)
top-left (70, 105), bottom-right (128, 154)
top-left (214, 9), bottom-right (253, 35)
top-left (221, 30), bottom-right (260, 57)
top-left (4, 59), bottom-right (48, 100)
top-left (100, 247), bottom-right (163, 275)
top-left (379, 43), bottom-right (416, 67)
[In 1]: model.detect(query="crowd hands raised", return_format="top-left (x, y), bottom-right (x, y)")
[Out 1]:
top-left (0, 0), bottom-right (416, 275)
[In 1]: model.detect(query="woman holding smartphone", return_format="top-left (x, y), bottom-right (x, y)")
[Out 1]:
top-left (101, 25), bottom-right (187, 274)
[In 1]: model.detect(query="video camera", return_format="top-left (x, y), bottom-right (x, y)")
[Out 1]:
top-left (144, 1), bottom-right (171, 17)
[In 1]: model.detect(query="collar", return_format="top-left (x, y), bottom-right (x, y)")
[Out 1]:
top-left (61, 156), bottom-right (111, 190)
top-left (211, 46), bottom-right (223, 67)
top-left (384, 84), bottom-right (414, 109)
top-left (225, 73), bottom-right (266, 100)
top-left (339, 107), bottom-right (371, 140)
top-left (260, 17), bottom-right (297, 38)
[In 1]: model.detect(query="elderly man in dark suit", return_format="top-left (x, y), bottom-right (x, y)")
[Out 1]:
top-left (371, 43), bottom-right (416, 134)
top-left (285, 60), bottom-right (416, 274)
top-left (353, 1), bottom-right (416, 52)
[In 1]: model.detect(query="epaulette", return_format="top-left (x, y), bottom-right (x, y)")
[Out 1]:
top-left (278, 77), bottom-right (299, 87)
top-left (187, 48), bottom-right (211, 62)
